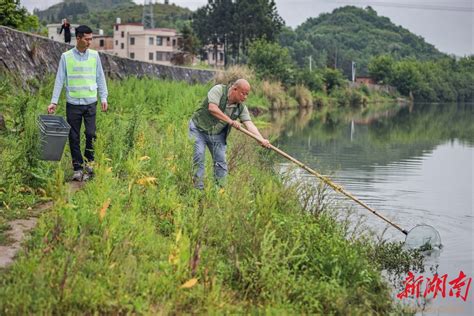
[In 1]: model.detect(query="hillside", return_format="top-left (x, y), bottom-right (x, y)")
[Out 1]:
top-left (35, 0), bottom-right (192, 35)
top-left (35, 0), bottom-right (134, 21)
top-left (281, 6), bottom-right (447, 77)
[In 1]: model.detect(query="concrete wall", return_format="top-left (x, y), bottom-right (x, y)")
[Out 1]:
top-left (0, 26), bottom-right (215, 85)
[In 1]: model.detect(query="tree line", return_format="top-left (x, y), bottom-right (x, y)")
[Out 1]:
top-left (1, 0), bottom-right (472, 103)
top-left (369, 55), bottom-right (474, 102)
top-left (190, 2), bottom-right (472, 102)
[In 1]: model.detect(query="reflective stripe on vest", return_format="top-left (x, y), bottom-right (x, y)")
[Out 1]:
top-left (65, 49), bottom-right (98, 99)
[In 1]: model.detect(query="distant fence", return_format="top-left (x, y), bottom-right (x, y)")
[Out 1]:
top-left (0, 26), bottom-right (215, 85)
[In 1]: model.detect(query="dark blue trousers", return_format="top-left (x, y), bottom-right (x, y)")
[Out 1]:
top-left (66, 102), bottom-right (96, 171)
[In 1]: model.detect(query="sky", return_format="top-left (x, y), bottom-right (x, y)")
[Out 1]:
top-left (22, 0), bottom-right (473, 56)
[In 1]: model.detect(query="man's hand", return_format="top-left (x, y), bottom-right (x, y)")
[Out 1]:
top-left (47, 103), bottom-right (57, 114)
top-left (101, 101), bottom-right (108, 112)
top-left (229, 120), bottom-right (240, 129)
top-left (260, 138), bottom-right (271, 148)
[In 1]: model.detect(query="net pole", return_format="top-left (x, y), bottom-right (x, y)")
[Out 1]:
top-left (237, 126), bottom-right (409, 235)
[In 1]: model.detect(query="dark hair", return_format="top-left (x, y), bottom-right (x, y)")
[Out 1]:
top-left (75, 25), bottom-right (93, 38)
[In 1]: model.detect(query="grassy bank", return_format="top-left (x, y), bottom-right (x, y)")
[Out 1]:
top-left (0, 76), bottom-right (419, 313)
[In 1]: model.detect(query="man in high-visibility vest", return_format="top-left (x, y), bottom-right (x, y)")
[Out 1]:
top-left (47, 25), bottom-right (108, 181)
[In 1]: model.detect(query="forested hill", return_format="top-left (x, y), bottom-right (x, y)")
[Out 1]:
top-left (35, 0), bottom-right (134, 21)
top-left (282, 6), bottom-right (447, 76)
top-left (35, 0), bottom-right (192, 35)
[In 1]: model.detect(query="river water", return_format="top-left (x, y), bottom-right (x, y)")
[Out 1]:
top-left (273, 103), bottom-right (473, 315)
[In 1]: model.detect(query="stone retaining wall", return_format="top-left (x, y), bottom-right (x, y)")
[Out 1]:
top-left (0, 26), bottom-right (215, 85)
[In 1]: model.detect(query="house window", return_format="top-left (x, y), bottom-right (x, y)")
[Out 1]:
top-left (149, 37), bottom-right (154, 45)
top-left (156, 36), bottom-right (162, 45)
top-left (99, 39), bottom-right (104, 47)
top-left (130, 37), bottom-right (135, 45)
top-left (166, 37), bottom-right (170, 46)
top-left (166, 52), bottom-right (171, 61)
top-left (130, 52), bottom-right (135, 59)
top-left (121, 43), bottom-right (124, 49)
top-left (172, 39), bottom-right (176, 46)
top-left (219, 52), bottom-right (224, 61)
top-left (115, 40), bottom-right (118, 45)
top-left (156, 52), bottom-right (163, 61)
top-left (149, 52), bottom-right (153, 60)
top-left (121, 31), bottom-right (124, 38)
top-left (115, 25), bottom-right (118, 31)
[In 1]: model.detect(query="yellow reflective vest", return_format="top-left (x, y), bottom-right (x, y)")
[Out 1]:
top-left (65, 49), bottom-right (98, 99)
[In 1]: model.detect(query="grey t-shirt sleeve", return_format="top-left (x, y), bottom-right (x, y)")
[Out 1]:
top-left (207, 84), bottom-right (224, 105)
top-left (239, 105), bottom-right (251, 122)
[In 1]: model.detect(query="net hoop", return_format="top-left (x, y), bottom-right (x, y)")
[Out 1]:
top-left (404, 224), bottom-right (442, 251)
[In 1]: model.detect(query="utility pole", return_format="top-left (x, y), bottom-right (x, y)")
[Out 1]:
top-left (142, 0), bottom-right (155, 29)
top-left (351, 61), bottom-right (356, 82)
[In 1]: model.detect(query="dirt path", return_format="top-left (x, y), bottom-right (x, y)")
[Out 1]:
top-left (0, 181), bottom-right (84, 269)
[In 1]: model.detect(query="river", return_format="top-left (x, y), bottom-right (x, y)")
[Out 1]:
top-left (273, 103), bottom-right (473, 315)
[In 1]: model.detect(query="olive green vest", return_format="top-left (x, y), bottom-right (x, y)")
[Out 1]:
top-left (65, 49), bottom-right (98, 99)
top-left (191, 85), bottom-right (245, 137)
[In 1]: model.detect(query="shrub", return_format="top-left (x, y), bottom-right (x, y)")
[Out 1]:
top-left (213, 65), bottom-right (256, 85)
top-left (259, 80), bottom-right (287, 110)
top-left (289, 84), bottom-right (313, 107)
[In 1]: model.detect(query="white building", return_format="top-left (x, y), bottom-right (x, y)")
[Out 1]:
top-left (113, 21), bottom-right (180, 66)
top-left (202, 43), bottom-right (225, 67)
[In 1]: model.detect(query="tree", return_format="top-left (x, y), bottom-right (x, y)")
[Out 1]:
top-left (0, 0), bottom-right (39, 31)
top-left (368, 55), bottom-right (395, 84)
top-left (179, 23), bottom-right (200, 56)
top-left (171, 23), bottom-right (201, 66)
top-left (192, 0), bottom-right (284, 64)
top-left (296, 69), bottom-right (324, 92)
top-left (57, 2), bottom-right (88, 21)
top-left (321, 67), bottom-right (346, 92)
top-left (248, 39), bottom-right (294, 84)
top-left (390, 60), bottom-right (423, 96)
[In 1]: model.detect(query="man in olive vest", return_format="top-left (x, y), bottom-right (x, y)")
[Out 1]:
top-left (189, 79), bottom-right (270, 189)
top-left (47, 25), bottom-right (108, 181)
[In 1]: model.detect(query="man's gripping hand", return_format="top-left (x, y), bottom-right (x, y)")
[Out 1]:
top-left (47, 103), bottom-right (57, 114)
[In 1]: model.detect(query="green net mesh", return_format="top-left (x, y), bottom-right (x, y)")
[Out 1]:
top-left (404, 225), bottom-right (442, 250)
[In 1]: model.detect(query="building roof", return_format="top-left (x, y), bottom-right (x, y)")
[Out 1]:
top-left (115, 23), bottom-right (144, 27)
top-left (128, 29), bottom-right (178, 36)
top-left (149, 28), bottom-right (177, 32)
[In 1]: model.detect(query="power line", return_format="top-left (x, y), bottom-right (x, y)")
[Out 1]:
top-left (334, 1), bottom-right (474, 12)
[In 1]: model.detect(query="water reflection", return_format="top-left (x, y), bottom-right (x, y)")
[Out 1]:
top-left (273, 103), bottom-right (473, 315)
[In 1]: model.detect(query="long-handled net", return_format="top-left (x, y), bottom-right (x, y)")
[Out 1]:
top-left (237, 126), bottom-right (442, 250)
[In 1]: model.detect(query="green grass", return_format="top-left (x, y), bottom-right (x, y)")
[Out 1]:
top-left (0, 75), bottom-right (421, 314)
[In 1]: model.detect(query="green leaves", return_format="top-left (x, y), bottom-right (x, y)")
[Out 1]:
top-left (0, 0), bottom-right (39, 31)
top-left (248, 39), bottom-right (294, 84)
